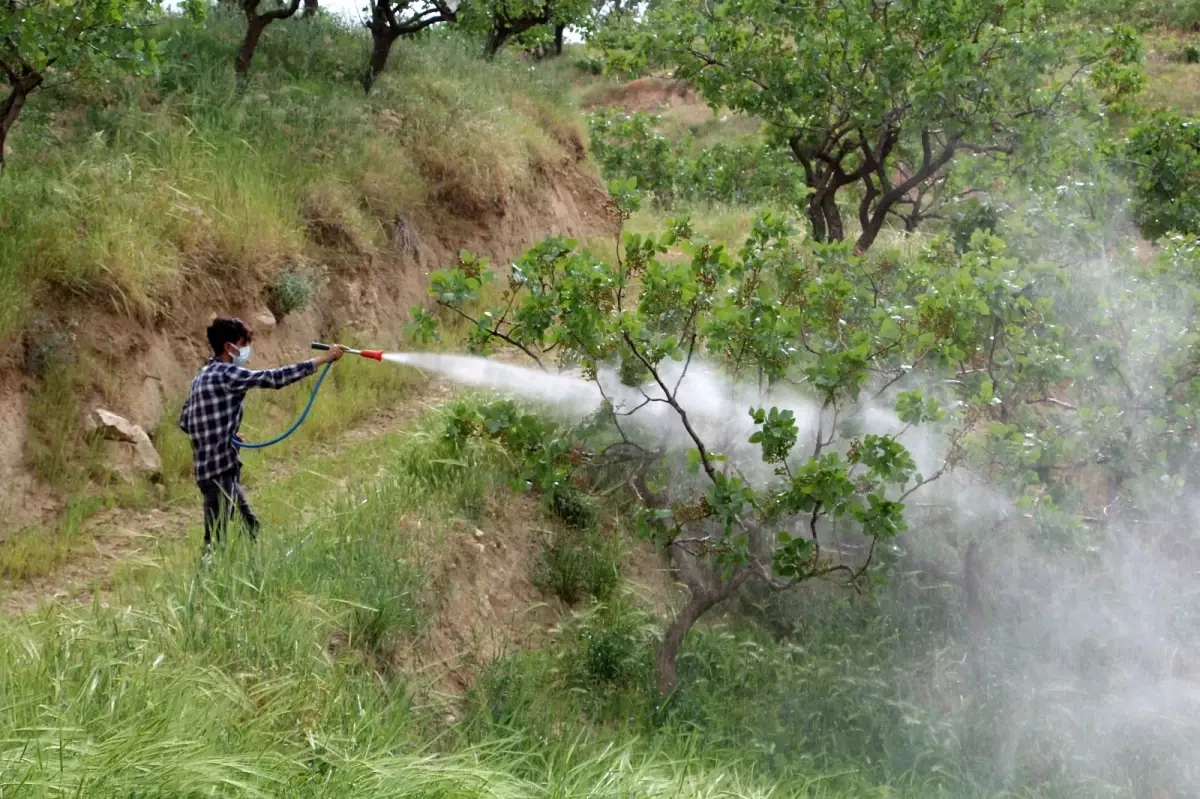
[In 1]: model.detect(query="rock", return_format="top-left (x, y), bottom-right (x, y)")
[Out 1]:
top-left (473, 528), bottom-right (485, 539)
top-left (89, 408), bottom-right (143, 443)
top-left (254, 310), bottom-right (277, 329)
top-left (89, 408), bottom-right (161, 481)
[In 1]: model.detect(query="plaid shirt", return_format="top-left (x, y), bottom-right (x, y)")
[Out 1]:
top-left (179, 358), bottom-right (317, 483)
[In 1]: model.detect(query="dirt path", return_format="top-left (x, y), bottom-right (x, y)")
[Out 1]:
top-left (1, 378), bottom-right (455, 616)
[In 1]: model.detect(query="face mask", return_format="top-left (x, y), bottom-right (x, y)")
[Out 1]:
top-left (229, 344), bottom-right (252, 367)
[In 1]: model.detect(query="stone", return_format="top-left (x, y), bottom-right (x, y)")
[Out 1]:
top-left (254, 310), bottom-right (277, 329)
top-left (89, 408), bottom-right (143, 443)
top-left (90, 408), bottom-right (161, 481)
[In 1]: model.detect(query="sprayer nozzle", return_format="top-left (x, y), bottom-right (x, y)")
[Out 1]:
top-left (359, 349), bottom-right (384, 361)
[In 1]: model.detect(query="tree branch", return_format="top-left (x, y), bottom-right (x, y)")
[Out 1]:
top-left (436, 301), bottom-right (546, 370)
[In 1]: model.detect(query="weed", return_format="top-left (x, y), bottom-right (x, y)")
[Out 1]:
top-left (267, 266), bottom-right (319, 320)
top-left (566, 599), bottom-right (656, 689)
top-left (20, 315), bottom-right (75, 377)
top-left (24, 361), bottom-right (99, 488)
top-left (0, 496), bottom-right (105, 580)
top-left (532, 525), bottom-right (620, 604)
top-left (548, 485), bottom-right (596, 529)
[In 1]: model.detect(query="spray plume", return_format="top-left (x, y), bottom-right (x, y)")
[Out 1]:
top-left (382, 230), bottom-right (1200, 795)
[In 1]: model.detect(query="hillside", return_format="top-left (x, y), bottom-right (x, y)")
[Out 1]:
top-left (5, 3), bottom-right (1200, 798)
top-left (0, 17), bottom-right (614, 540)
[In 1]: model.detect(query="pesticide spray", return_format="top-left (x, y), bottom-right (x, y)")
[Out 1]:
top-left (315, 341), bottom-right (1200, 793)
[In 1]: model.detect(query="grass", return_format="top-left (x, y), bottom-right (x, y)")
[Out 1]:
top-left (0, 18), bottom-right (578, 338)
top-left (0, 330), bottom-right (424, 581)
top-left (0, 13), bottom-right (579, 336)
top-left (1, 8), bottom-right (591, 549)
top-left (0, 403), bottom-right (818, 798)
top-left (1142, 31), bottom-right (1200, 115)
top-left (0, 497), bottom-right (106, 581)
top-left (0, 400), bottom-right (951, 797)
top-left (1, 397), bottom-right (1188, 797)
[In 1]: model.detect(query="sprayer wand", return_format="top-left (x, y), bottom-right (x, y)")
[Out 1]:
top-left (311, 342), bottom-right (384, 361)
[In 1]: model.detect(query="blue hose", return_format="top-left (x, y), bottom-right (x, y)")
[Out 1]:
top-left (232, 361), bottom-right (335, 449)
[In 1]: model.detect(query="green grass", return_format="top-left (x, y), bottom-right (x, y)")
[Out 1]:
top-left (0, 497), bottom-right (106, 582)
top-left (0, 404), bottom-right (818, 798)
top-left (1, 396), bottom-right (1181, 798)
top-left (0, 15), bottom-right (579, 344)
top-left (1143, 32), bottom-right (1200, 115)
top-left (1, 13), bottom-right (584, 503)
top-left (0, 401), bottom-right (939, 798)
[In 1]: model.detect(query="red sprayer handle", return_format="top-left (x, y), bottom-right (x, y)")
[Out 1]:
top-left (311, 342), bottom-right (384, 361)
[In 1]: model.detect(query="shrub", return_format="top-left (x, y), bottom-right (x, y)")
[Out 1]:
top-left (548, 485), bottom-right (596, 529)
top-left (1125, 110), bottom-right (1200, 239)
top-left (573, 54), bottom-right (605, 75)
top-left (564, 600), bottom-right (656, 690)
top-left (947, 199), bottom-right (1004, 253)
top-left (267, 266), bottom-right (318, 319)
top-left (21, 316), bottom-right (76, 377)
top-left (532, 526), bottom-right (620, 604)
top-left (587, 110), bottom-right (806, 210)
top-left (587, 110), bottom-right (681, 203)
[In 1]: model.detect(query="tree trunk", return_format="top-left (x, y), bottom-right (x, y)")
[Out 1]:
top-left (485, 24), bottom-right (510, 59)
top-left (302, 0), bottom-right (318, 17)
top-left (362, 28), bottom-right (398, 93)
top-left (0, 76), bottom-right (40, 169)
top-left (553, 23), bottom-right (565, 55)
top-left (855, 207), bottom-right (888, 252)
top-left (805, 188), bottom-right (845, 243)
top-left (235, 16), bottom-right (270, 77)
top-left (854, 131), bottom-right (959, 253)
top-left (806, 190), bottom-right (828, 242)
top-left (485, 7), bottom-right (551, 59)
top-left (822, 190), bottom-right (844, 242)
top-left (656, 587), bottom-right (725, 696)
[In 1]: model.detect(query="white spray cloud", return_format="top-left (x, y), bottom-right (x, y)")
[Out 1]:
top-left (387, 239), bottom-right (1200, 794)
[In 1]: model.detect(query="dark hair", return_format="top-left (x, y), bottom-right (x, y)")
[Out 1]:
top-left (206, 317), bottom-right (253, 356)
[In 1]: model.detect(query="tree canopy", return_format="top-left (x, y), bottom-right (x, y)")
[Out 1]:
top-left (1, 0), bottom-right (163, 167)
top-left (610, 0), bottom-right (1141, 251)
top-left (413, 181), bottom-right (1083, 691)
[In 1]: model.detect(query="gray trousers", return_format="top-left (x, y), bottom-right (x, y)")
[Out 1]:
top-left (197, 468), bottom-right (259, 547)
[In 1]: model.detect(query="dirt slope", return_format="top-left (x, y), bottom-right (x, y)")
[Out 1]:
top-left (0, 158), bottom-right (617, 535)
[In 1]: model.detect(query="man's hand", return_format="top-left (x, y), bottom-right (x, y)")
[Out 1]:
top-left (315, 344), bottom-right (349, 365)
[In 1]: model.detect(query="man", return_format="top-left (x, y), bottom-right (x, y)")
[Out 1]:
top-left (179, 317), bottom-right (346, 554)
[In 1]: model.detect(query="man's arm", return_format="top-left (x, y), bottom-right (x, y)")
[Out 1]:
top-left (220, 360), bottom-right (318, 393)
top-left (218, 346), bottom-right (347, 393)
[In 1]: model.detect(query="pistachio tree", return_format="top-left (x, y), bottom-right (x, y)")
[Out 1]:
top-left (608, 0), bottom-right (1140, 252)
top-left (1, 0), bottom-right (164, 168)
top-left (459, 0), bottom-right (589, 58)
top-left (1125, 111), bottom-right (1200, 239)
top-left (412, 185), bottom-right (1071, 693)
top-left (361, 0), bottom-right (457, 92)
